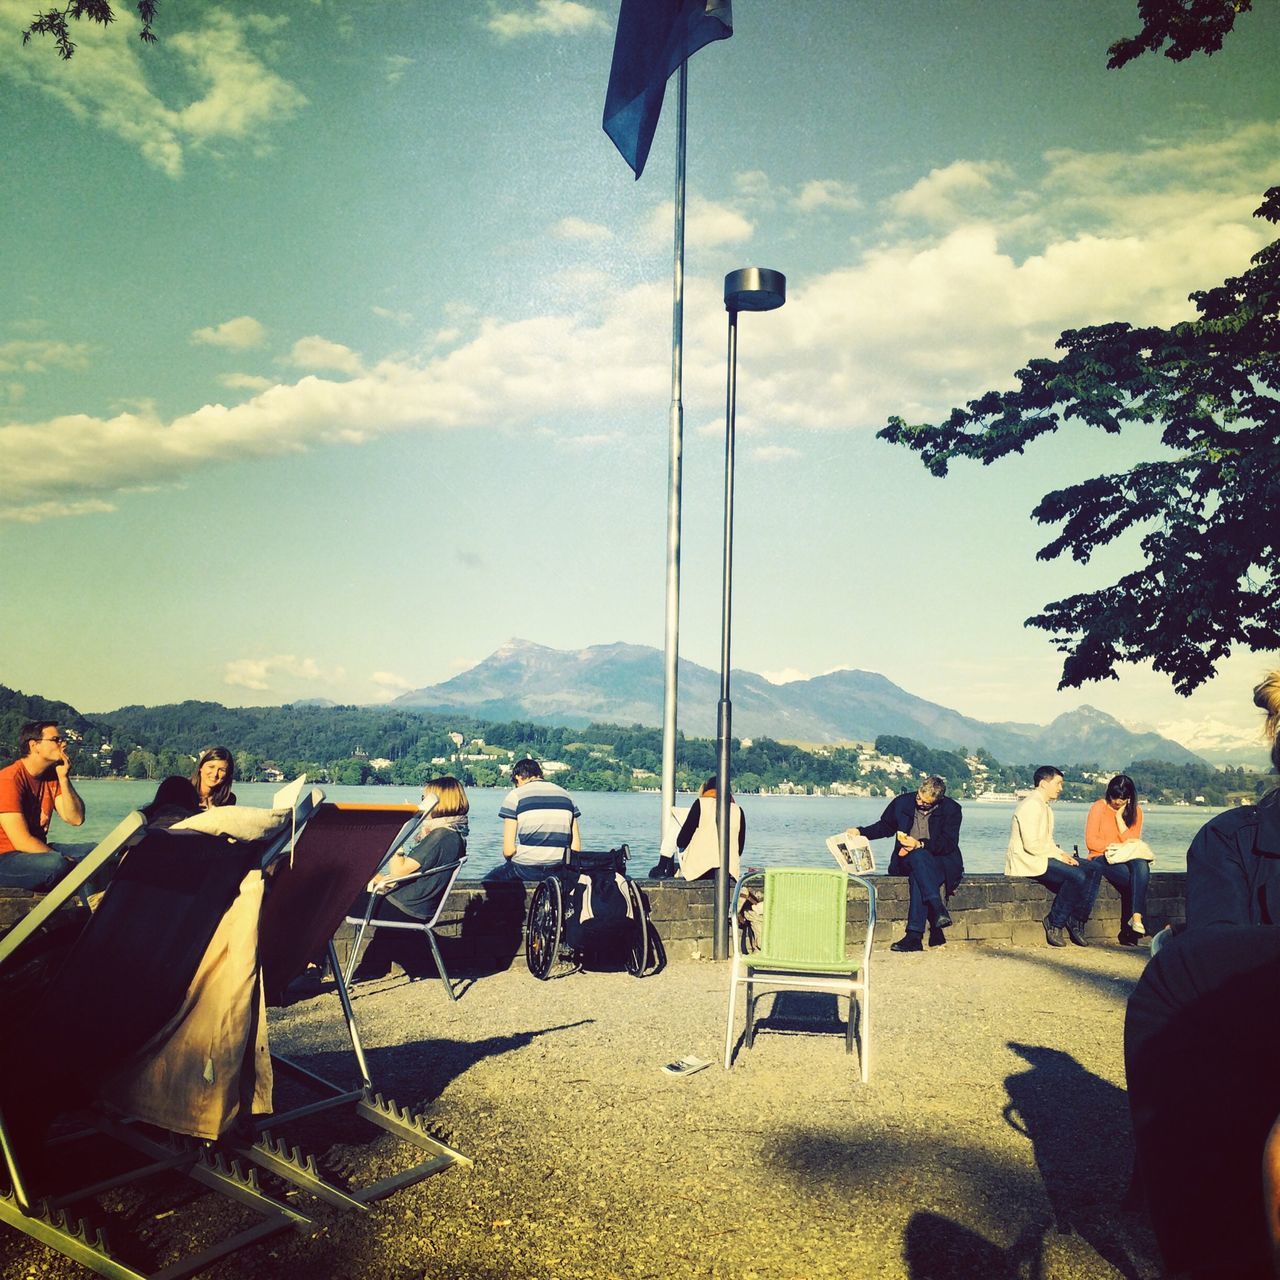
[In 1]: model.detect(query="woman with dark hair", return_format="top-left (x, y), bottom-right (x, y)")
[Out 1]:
top-left (191, 747), bottom-right (236, 809)
top-left (1084, 773), bottom-right (1151, 945)
top-left (1185, 672), bottom-right (1280, 929)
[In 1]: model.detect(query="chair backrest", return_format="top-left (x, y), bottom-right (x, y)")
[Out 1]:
top-left (758, 867), bottom-right (851, 965)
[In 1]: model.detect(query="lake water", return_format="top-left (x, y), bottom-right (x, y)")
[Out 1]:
top-left (67, 780), bottom-right (1220, 876)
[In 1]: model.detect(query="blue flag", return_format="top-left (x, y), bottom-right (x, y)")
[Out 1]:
top-left (603, 0), bottom-right (732, 179)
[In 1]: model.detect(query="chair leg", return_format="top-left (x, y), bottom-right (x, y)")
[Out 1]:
top-left (860, 987), bottom-right (870, 1084)
top-left (344, 917), bottom-right (374, 988)
top-left (846, 991), bottom-right (856, 1056)
top-left (424, 928), bottom-right (457, 1002)
top-left (744, 980), bottom-right (755, 1049)
top-left (723, 973), bottom-right (739, 1069)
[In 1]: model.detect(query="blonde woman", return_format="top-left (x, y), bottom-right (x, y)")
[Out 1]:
top-left (362, 776), bottom-right (469, 923)
top-left (1185, 672), bottom-right (1280, 928)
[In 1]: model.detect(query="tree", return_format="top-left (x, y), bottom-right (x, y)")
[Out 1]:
top-left (1107, 0), bottom-right (1254, 68)
top-left (880, 188), bottom-right (1280, 695)
top-left (22, 2), bottom-right (157, 59)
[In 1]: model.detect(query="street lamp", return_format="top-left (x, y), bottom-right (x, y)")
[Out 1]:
top-left (715, 266), bottom-right (786, 961)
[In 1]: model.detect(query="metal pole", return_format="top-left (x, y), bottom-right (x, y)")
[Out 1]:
top-left (660, 62), bottom-right (688, 854)
top-left (714, 307), bottom-right (739, 961)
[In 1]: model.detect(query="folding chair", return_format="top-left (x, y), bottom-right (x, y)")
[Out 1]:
top-left (343, 855), bottom-right (468, 1000)
top-left (0, 786), bottom-right (322, 1280)
top-left (244, 800), bottom-right (469, 1210)
top-left (723, 867), bottom-right (876, 1082)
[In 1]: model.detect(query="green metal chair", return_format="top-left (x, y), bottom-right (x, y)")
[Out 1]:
top-left (723, 867), bottom-right (876, 1082)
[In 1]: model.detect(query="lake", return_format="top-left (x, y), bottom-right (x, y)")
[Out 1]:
top-left (65, 780), bottom-right (1220, 876)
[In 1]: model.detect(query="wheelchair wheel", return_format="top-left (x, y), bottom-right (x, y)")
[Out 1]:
top-left (624, 880), bottom-right (648, 977)
top-left (525, 876), bottom-right (563, 980)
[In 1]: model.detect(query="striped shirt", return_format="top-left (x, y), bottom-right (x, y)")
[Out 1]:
top-left (498, 780), bottom-right (580, 865)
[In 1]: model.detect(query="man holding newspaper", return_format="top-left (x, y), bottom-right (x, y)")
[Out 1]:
top-left (845, 776), bottom-right (964, 952)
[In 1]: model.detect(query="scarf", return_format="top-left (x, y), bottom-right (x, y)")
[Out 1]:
top-left (411, 813), bottom-right (469, 845)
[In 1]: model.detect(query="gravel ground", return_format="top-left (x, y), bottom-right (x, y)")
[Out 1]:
top-left (1, 940), bottom-right (1161, 1280)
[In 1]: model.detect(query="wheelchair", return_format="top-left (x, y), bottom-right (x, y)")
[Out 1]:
top-left (524, 845), bottom-right (651, 980)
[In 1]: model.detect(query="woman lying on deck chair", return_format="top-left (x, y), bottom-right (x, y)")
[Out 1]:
top-left (350, 775), bottom-right (469, 925)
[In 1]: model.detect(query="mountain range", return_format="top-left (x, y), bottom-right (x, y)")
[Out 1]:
top-left (392, 639), bottom-right (1209, 767)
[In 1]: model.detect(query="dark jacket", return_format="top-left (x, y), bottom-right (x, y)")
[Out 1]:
top-left (860, 792), bottom-right (964, 895)
top-left (1185, 789), bottom-right (1280, 928)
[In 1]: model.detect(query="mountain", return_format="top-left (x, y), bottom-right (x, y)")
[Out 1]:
top-left (392, 639), bottom-right (1207, 766)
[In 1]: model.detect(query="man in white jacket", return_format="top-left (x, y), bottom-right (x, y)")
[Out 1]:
top-left (1006, 765), bottom-right (1102, 947)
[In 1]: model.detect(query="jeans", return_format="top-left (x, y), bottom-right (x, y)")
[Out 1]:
top-left (0, 849), bottom-right (73, 891)
top-left (482, 858), bottom-right (556, 885)
top-left (1094, 856), bottom-right (1150, 922)
top-left (898, 847), bottom-right (947, 934)
top-left (1034, 858), bottom-right (1103, 927)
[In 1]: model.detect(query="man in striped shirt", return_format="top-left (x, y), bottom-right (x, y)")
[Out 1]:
top-left (485, 757), bottom-right (581, 883)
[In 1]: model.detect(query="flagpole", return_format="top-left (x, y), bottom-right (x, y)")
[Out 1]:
top-left (659, 59), bottom-right (688, 851)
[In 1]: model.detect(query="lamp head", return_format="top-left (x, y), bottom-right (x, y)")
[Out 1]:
top-left (724, 267), bottom-right (786, 313)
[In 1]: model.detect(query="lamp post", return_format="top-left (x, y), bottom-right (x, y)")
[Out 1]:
top-left (715, 267), bottom-right (786, 961)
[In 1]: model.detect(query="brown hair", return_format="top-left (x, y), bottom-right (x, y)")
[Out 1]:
top-left (1255, 672), bottom-right (1280, 774)
top-left (191, 746), bottom-right (236, 808)
top-left (424, 775), bottom-right (469, 818)
top-left (699, 775), bottom-right (736, 803)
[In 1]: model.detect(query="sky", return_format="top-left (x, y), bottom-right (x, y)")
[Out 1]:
top-left (1, 0), bottom-right (1278, 759)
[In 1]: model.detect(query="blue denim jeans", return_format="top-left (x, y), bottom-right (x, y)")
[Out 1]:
top-left (898, 847), bottom-right (947, 934)
top-left (1094, 856), bottom-right (1150, 921)
top-left (1035, 858), bottom-right (1103, 927)
top-left (0, 849), bottom-right (74, 891)
top-left (483, 858), bottom-right (556, 884)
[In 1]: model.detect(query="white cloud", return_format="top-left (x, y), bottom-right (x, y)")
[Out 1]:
top-left (552, 216), bottom-right (612, 242)
top-left (0, 339), bottom-right (92, 373)
top-left (642, 197), bottom-right (753, 251)
top-left (751, 444), bottom-right (800, 461)
top-left (794, 179), bottom-right (862, 214)
top-left (0, 2), bottom-right (306, 177)
top-left (486, 1), bottom-right (607, 39)
top-left (192, 315), bottom-right (266, 350)
top-left (286, 337), bottom-right (364, 375)
top-left (372, 305), bottom-right (413, 325)
top-left (218, 372), bottom-right (273, 391)
top-left (224, 654), bottom-right (326, 692)
top-left (385, 54), bottom-right (414, 86)
top-left (759, 667), bottom-right (813, 685)
top-left (886, 160), bottom-right (1014, 226)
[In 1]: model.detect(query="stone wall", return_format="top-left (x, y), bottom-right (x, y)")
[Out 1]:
top-left (431, 871), bottom-right (1188, 964)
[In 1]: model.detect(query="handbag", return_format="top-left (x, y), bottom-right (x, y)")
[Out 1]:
top-left (1104, 839), bottom-right (1154, 864)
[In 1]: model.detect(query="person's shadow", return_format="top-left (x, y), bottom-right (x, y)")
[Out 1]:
top-left (1001, 1041), bottom-right (1140, 1280)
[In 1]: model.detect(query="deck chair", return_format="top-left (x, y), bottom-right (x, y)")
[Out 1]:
top-left (723, 867), bottom-right (876, 1082)
top-left (243, 799), bottom-right (469, 1211)
top-left (0, 784), bottom-right (322, 1280)
top-left (342, 854), bottom-right (468, 1000)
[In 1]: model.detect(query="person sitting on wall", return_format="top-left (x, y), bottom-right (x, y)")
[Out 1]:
top-left (0, 720), bottom-right (87, 891)
top-left (1006, 765), bottom-right (1102, 948)
top-left (847, 775), bottom-right (963, 952)
top-left (650, 775), bottom-right (746, 881)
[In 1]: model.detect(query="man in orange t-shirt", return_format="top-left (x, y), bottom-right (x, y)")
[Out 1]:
top-left (0, 720), bottom-right (87, 890)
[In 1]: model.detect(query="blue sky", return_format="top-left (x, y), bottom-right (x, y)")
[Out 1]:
top-left (1, 0), bottom-right (1277, 758)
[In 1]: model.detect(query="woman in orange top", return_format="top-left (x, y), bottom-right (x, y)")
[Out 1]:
top-left (1085, 773), bottom-right (1149, 945)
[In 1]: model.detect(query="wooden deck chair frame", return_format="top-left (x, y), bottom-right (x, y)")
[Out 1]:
top-left (235, 799), bottom-right (470, 1213)
top-left (0, 786), bottom-right (323, 1280)
top-left (723, 867), bottom-right (876, 1082)
top-left (342, 854), bottom-right (468, 1000)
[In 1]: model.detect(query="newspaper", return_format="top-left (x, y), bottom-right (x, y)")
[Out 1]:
top-left (826, 830), bottom-right (876, 875)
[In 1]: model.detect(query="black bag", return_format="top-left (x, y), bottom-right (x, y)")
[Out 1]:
top-left (562, 850), bottom-right (632, 947)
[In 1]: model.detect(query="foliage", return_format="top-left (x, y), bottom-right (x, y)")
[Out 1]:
top-left (22, 1), bottom-right (157, 59)
top-left (874, 735), bottom-right (973, 783)
top-left (1107, 0), bottom-right (1254, 68)
top-left (880, 189), bottom-right (1280, 695)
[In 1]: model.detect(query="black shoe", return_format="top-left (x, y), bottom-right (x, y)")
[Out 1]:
top-left (928, 926), bottom-right (947, 947)
top-left (648, 856), bottom-right (677, 879)
top-left (1118, 925), bottom-right (1140, 947)
top-left (931, 906), bottom-right (953, 930)
top-left (890, 933), bottom-right (924, 953)
top-left (1043, 916), bottom-right (1067, 948)
top-left (1065, 919), bottom-right (1090, 947)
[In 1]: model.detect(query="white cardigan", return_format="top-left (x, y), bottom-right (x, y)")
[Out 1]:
top-left (1005, 790), bottom-right (1069, 877)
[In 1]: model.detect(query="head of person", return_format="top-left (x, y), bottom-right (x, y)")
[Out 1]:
top-left (1104, 773), bottom-right (1138, 826)
top-left (699, 775), bottom-right (735, 804)
top-left (423, 775), bottom-right (469, 818)
top-left (191, 746), bottom-right (235, 807)
top-left (17, 720), bottom-right (64, 768)
top-left (1256, 671), bottom-right (1280, 776)
top-left (915, 776), bottom-right (947, 808)
top-left (1034, 765), bottom-right (1065, 799)
top-left (511, 758), bottom-right (544, 785)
